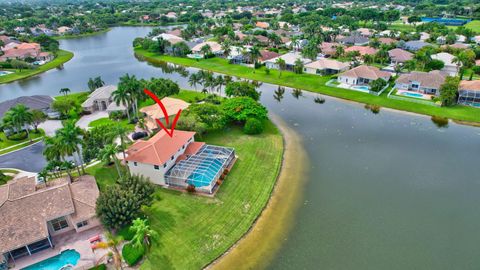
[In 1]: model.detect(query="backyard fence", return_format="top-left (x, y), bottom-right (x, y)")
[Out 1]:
top-left (387, 88), bottom-right (441, 107)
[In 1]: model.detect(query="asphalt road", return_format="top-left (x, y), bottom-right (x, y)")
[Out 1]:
top-left (0, 142), bottom-right (47, 172)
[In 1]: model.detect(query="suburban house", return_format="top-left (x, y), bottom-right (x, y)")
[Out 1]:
top-left (57, 26), bottom-right (73, 35)
top-left (139, 97), bottom-right (190, 131)
top-left (304, 58), bottom-right (349, 75)
top-left (264, 52), bottom-right (311, 71)
top-left (431, 52), bottom-right (458, 76)
top-left (191, 41), bottom-right (223, 56)
top-left (319, 42), bottom-right (340, 57)
top-left (152, 33), bottom-right (185, 45)
top-left (338, 33), bottom-right (369, 46)
top-left (337, 65), bottom-right (391, 86)
top-left (259, 50), bottom-right (281, 63)
top-left (0, 176), bottom-right (100, 265)
top-left (0, 42), bottom-right (49, 62)
top-left (356, 28), bottom-right (374, 37)
top-left (81, 85), bottom-right (127, 114)
top-left (125, 130), bottom-right (236, 194)
top-left (457, 80), bottom-right (480, 108)
top-left (255, 21), bottom-right (270, 29)
top-left (395, 70), bottom-right (447, 95)
top-left (403, 40), bottom-right (431, 51)
top-left (345, 46), bottom-right (378, 56)
top-left (388, 48), bottom-right (413, 64)
top-left (0, 95), bottom-right (59, 119)
top-left (378, 37), bottom-right (397, 45)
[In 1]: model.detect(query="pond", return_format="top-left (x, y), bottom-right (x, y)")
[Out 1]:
top-left (1, 27), bottom-right (480, 270)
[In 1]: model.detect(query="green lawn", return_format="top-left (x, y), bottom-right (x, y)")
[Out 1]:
top-left (464, 20), bottom-right (480, 33)
top-left (0, 130), bottom-right (45, 155)
top-left (0, 50), bottom-right (74, 84)
top-left (139, 89), bottom-right (207, 108)
top-left (135, 48), bottom-right (480, 123)
top-left (55, 91), bottom-right (89, 104)
top-left (85, 163), bottom-right (125, 192)
top-left (88, 118), bottom-right (136, 131)
top-left (92, 120), bottom-right (283, 270)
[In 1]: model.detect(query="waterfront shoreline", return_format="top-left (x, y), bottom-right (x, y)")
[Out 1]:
top-left (206, 114), bottom-right (309, 270)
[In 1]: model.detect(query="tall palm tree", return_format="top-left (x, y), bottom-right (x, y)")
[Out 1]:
top-left (113, 125), bottom-right (129, 160)
top-left (100, 143), bottom-right (122, 179)
top-left (118, 74), bottom-right (141, 119)
top-left (188, 73), bottom-right (201, 89)
top-left (5, 104), bottom-right (33, 142)
top-left (57, 121), bottom-right (86, 175)
top-left (249, 46), bottom-right (261, 65)
top-left (112, 85), bottom-right (131, 121)
top-left (130, 218), bottom-right (158, 250)
top-left (43, 136), bottom-right (73, 181)
top-left (275, 58), bottom-right (286, 78)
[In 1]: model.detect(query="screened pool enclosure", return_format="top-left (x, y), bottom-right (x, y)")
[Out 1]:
top-left (165, 145), bottom-right (235, 193)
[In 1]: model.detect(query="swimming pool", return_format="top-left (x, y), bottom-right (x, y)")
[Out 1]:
top-left (22, 249), bottom-right (80, 270)
top-left (187, 156), bottom-right (224, 187)
top-left (351, 85), bottom-right (370, 92)
top-left (401, 92), bottom-right (424, 98)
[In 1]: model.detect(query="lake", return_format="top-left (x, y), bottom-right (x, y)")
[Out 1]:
top-left (1, 27), bottom-right (480, 270)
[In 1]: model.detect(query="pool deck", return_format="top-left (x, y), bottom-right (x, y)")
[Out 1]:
top-left (396, 89), bottom-right (433, 100)
top-left (11, 227), bottom-right (108, 270)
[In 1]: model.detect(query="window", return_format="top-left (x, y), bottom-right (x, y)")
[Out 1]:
top-left (134, 162), bottom-right (137, 166)
top-left (154, 165), bottom-right (159, 170)
top-left (76, 220), bottom-right (88, 228)
top-left (163, 163), bottom-right (167, 168)
top-left (50, 217), bottom-right (69, 231)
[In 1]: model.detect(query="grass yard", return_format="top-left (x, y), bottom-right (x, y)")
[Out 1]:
top-left (139, 89), bottom-right (207, 108)
top-left (85, 163), bottom-right (126, 192)
top-left (55, 91), bottom-right (89, 104)
top-left (0, 130), bottom-right (45, 155)
top-left (88, 117), bottom-right (136, 131)
top-left (0, 50), bottom-right (74, 84)
top-left (135, 48), bottom-right (480, 123)
top-left (92, 120), bottom-right (283, 270)
top-left (464, 20), bottom-right (480, 33)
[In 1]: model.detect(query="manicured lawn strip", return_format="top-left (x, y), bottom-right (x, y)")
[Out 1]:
top-left (88, 118), bottom-right (136, 131)
top-left (0, 50), bottom-right (74, 84)
top-left (54, 29), bottom-right (111, 40)
top-left (0, 130), bottom-right (44, 151)
top-left (85, 163), bottom-right (126, 192)
top-left (137, 121), bottom-right (283, 270)
top-left (135, 48), bottom-right (480, 123)
top-left (55, 91), bottom-right (89, 104)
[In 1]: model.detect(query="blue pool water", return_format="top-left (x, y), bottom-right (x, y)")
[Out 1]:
top-left (351, 85), bottom-right (370, 92)
top-left (22, 249), bottom-right (80, 270)
top-left (187, 156), bottom-right (224, 187)
top-left (401, 92), bottom-right (424, 98)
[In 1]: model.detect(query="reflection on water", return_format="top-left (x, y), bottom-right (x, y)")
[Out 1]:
top-left (291, 88), bottom-right (303, 99)
top-left (273, 86), bottom-right (285, 102)
top-left (431, 115), bottom-right (449, 128)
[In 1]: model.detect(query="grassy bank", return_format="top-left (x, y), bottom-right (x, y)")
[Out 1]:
top-left (92, 120), bottom-right (283, 269)
top-left (0, 50), bottom-right (74, 84)
top-left (54, 28), bottom-right (110, 40)
top-left (135, 48), bottom-right (480, 123)
top-left (0, 130), bottom-right (45, 155)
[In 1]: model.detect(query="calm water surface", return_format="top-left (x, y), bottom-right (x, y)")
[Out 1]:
top-left (2, 27), bottom-right (480, 270)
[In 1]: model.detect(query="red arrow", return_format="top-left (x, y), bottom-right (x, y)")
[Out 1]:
top-left (143, 88), bottom-right (182, 138)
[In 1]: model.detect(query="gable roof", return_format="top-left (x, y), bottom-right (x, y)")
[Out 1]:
top-left (305, 58), bottom-right (349, 70)
top-left (395, 70), bottom-right (447, 89)
top-left (0, 95), bottom-right (53, 118)
top-left (259, 50), bottom-right (280, 61)
top-left (339, 65), bottom-right (391, 80)
top-left (0, 176), bottom-right (98, 254)
top-left (126, 130), bottom-right (196, 165)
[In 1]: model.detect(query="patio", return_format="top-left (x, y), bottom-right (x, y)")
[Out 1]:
top-left (10, 227), bottom-right (108, 270)
top-left (395, 89), bottom-right (433, 100)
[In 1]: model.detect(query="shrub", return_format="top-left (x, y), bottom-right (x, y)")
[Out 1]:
top-left (265, 68), bottom-right (270, 75)
top-left (122, 243), bottom-right (145, 266)
top-left (243, 118), bottom-right (264, 134)
top-left (117, 226), bottom-right (135, 241)
top-left (186, 184), bottom-right (196, 193)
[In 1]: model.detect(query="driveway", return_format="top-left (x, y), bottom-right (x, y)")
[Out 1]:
top-left (0, 141), bottom-right (47, 172)
top-left (38, 120), bottom-right (63, 136)
top-left (76, 111), bottom-right (109, 129)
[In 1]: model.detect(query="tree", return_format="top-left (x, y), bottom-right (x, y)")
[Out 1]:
top-left (275, 58), bottom-right (286, 77)
top-left (43, 136), bottom-right (73, 180)
top-left (130, 218), bottom-right (158, 250)
top-left (200, 44), bottom-right (212, 57)
top-left (10, 60), bottom-right (30, 72)
top-left (189, 103), bottom-right (226, 129)
top-left (439, 76), bottom-right (460, 107)
top-left (425, 59), bottom-right (445, 71)
top-left (248, 46), bottom-right (261, 65)
top-left (52, 98), bottom-right (74, 118)
top-left (87, 77), bottom-right (104, 92)
top-left (369, 78), bottom-right (387, 92)
top-left (293, 58), bottom-right (304, 74)
top-left (100, 143), bottom-right (123, 179)
top-left (30, 110), bottom-right (47, 132)
top-left (59, 88), bottom-right (70, 96)
top-left (118, 74), bottom-right (142, 118)
top-left (112, 84), bottom-right (131, 121)
top-left (407, 16), bottom-right (421, 26)
top-left (222, 97), bottom-right (268, 123)
top-left (34, 34), bottom-right (59, 48)
top-left (4, 104), bottom-right (33, 141)
top-left (49, 42), bottom-right (59, 57)
top-left (56, 120), bottom-right (86, 175)
top-left (224, 81), bottom-right (260, 100)
top-left (143, 78), bottom-right (180, 98)
top-left (188, 73), bottom-right (201, 89)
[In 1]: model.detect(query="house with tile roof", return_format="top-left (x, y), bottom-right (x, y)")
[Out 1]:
top-left (0, 176), bottom-right (100, 263)
top-left (388, 48), bottom-right (413, 64)
top-left (395, 70), bottom-right (447, 95)
top-left (304, 58), bottom-right (349, 75)
top-left (264, 52), bottom-right (311, 71)
top-left (458, 80), bottom-right (480, 108)
top-left (345, 46), bottom-right (378, 56)
top-left (337, 65), bottom-right (391, 86)
top-left (403, 40), bottom-right (431, 51)
top-left (431, 52), bottom-right (458, 76)
top-left (140, 97), bottom-right (190, 131)
top-left (125, 130), bottom-right (236, 193)
top-left (81, 85), bottom-right (127, 114)
top-left (338, 33), bottom-right (369, 46)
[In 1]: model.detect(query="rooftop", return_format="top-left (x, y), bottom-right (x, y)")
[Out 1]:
top-left (0, 95), bottom-right (53, 118)
top-left (340, 65), bottom-right (391, 80)
top-left (396, 70), bottom-right (447, 89)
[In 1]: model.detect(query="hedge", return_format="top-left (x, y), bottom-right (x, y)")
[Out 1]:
top-left (122, 243), bottom-right (145, 266)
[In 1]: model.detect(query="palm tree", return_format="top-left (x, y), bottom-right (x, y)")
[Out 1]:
top-left (5, 104), bottom-right (33, 142)
top-left (59, 88), bottom-right (70, 96)
top-left (118, 74), bottom-right (141, 119)
top-left (113, 125), bottom-right (129, 160)
top-left (100, 143), bottom-right (122, 179)
top-left (275, 58), bottom-right (286, 78)
top-left (112, 85), bottom-right (131, 121)
top-left (43, 136), bottom-right (73, 181)
top-left (249, 46), bottom-right (261, 65)
top-left (130, 218), bottom-right (158, 250)
top-left (87, 78), bottom-right (96, 92)
top-left (94, 76), bottom-right (105, 88)
top-left (56, 121), bottom-right (86, 175)
top-left (188, 73), bottom-right (201, 89)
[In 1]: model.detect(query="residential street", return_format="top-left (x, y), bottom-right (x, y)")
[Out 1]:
top-left (0, 141), bottom-right (47, 172)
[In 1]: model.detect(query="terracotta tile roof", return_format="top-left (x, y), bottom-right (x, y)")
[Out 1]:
top-left (396, 71), bottom-right (447, 89)
top-left (319, 42), bottom-right (340, 55)
top-left (167, 29), bottom-right (182, 37)
top-left (184, 141), bottom-right (205, 155)
top-left (339, 65), bottom-right (391, 80)
top-left (304, 58), bottom-right (349, 70)
top-left (259, 50), bottom-right (280, 61)
top-left (191, 41), bottom-right (222, 53)
top-left (378, 37), bottom-right (397, 45)
top-left (0, 176), bottom-right (99, 253)
top-left (255, 22), bottom-right (270, 29)
top-left (388, 48), bottom-right (413, 63)
top-left (345, 46), bottom-right (378, 56)
top-left (459, 80), bottom-right (480, 92)
top-left (126, 130), bottom-right (196, 165)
